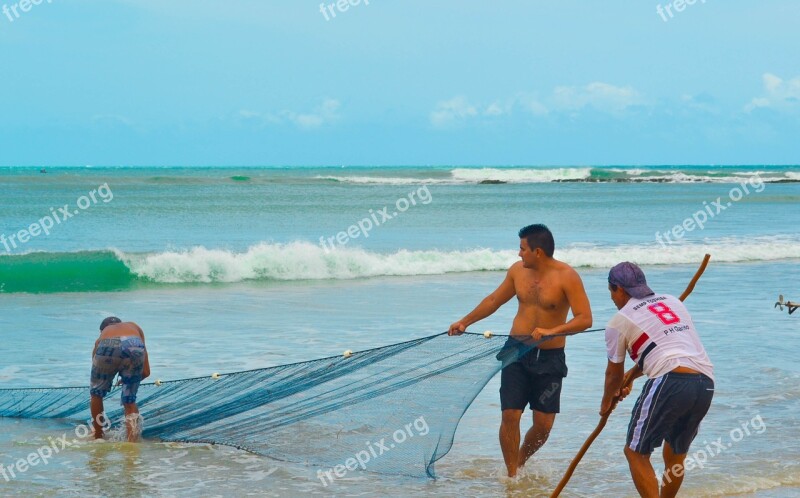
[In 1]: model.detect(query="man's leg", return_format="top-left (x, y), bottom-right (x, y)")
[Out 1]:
top-left (119, 340), bottom-right (146, 443)
top-left (661, 375), bottom-right (714, 497)
top-left (519, 410), bottom-right (555, 468)
top-left (90, 395), bottom-right (105, 439)
top-left (624, 446), bottom-right (660, 498)
top-left (499, 409), bottom-right (523, 477)
top-left (123, 403), bottom-right (141, 443)
top-left (90, 338), bottom-right (124, 440)
top-left (660, 441), bottom-right (687, 498)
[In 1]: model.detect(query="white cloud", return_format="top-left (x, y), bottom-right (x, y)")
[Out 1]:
top-left (283, 98), bottom-right (341, 129)
top-left (429, 82), bottom-right (642, 128)
top-left (484, 102), bottom-right (506, 116)
top-left (516, 94), bottom-right (549, 116)
top-left (745, 73), bottom-right (800, 112)
top-left (552, 82), bottom-right (642, 114)
top-left (430, 94), bottom-right (550, 128)
top-left (237, 99), bottom-right (341, 129)
top-left (237, 110), bottom-right (261, 119)
top-left (430, 96), bottom-right (479, 127)
top-left (487, 95), bottom-right (549, 117)
top-left (679, 93), bottom-right (719, 114)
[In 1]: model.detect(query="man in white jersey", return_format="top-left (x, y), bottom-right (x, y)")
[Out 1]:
top-left (600, 262), bottom-right (714, 498)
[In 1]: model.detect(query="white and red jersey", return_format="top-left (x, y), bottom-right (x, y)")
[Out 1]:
top-left (605, 294), bottom-right (714, 381)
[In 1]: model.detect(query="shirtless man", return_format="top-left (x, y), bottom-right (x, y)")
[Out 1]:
top-left (449, 224), bottom-right (592, 477)
top-left (90, 317), bottom-right (151, 442)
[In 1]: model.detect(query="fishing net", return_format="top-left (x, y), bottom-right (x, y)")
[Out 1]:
top-left (0, 332), bottom-right (575, 478)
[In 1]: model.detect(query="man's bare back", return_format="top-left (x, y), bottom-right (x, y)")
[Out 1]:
top-left (98, 322), bottom-right (145, 341)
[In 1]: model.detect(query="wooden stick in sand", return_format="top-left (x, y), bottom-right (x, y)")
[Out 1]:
top-left (549, 254), bottom-right (711, 498)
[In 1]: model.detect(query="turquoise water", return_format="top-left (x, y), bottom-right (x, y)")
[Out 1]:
top-left (1, 166), bottom-right (799, 497)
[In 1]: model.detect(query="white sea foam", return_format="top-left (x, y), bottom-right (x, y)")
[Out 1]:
top-left (116, 237), bottom-right (800, 284)
top-left (315, 168), bottom-right (593, 185)
top-left (609, 168), bottom-right (650, 175)
top-left (629, 172), bottom-right (794, 183)
top-left (314, 168), bottom-right (797, 185)
top-left (449, 167), bottom-right (593, 183)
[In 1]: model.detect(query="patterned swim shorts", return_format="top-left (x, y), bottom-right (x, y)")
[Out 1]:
top-left (90, 336), bottom-right (146, 405)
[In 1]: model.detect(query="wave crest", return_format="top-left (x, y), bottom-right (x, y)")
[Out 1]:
top-left (1, 237), bottom-right (798, 293)
top-left (119, 243), bottom-right (511, 283)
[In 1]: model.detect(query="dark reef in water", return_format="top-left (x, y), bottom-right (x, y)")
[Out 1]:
top-left (555, 178), bottom-right (698, 183)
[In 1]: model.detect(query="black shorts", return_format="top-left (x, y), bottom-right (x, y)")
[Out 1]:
top-left (499, 344), bottom-right (568, 413)
top-left (627, 372), bottom-right (714, 455)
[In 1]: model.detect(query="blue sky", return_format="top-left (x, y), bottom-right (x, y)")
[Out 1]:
top-left (0, 0), bottom-right (798, 166)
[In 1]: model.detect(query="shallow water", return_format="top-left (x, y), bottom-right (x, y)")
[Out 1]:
top-left (1, 166), bottom-right (798, 496)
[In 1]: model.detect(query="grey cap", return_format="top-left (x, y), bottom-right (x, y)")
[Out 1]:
top-left (100, 316), bottom-right (122, 331)
top-left (608, 262), bottom-right (655, 299)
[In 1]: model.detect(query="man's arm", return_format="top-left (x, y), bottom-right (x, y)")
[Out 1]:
top-left (142, 351), bottom-right (151, 380)
top-left (532, 269), bottom-right (593, 339)
top-left (621, 364), bottom-right (644, 389)
top-left (132, 323), bottom-right (151, 380)
top-left (448, 265), bottom-right (517, 335)
top-left (600, 360), bottom-right (625, 416)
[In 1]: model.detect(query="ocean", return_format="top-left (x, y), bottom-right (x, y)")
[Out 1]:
top-left (1, 165), bottom-right (798, 497)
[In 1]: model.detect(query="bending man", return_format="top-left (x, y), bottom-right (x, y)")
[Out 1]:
top-left (601, 262), bottom-right (714, 498)
top-left (449, 224), bottom-right (592, 477)
top-left (90, 317), bottom-right (151, 442)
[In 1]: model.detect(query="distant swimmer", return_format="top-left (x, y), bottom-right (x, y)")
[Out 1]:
top-left (449, 224), bottom-right (593, 477)
top-left (601, 262), bottom-right (714, 498)
top-left (90, 317), bottom-right (151, 442)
